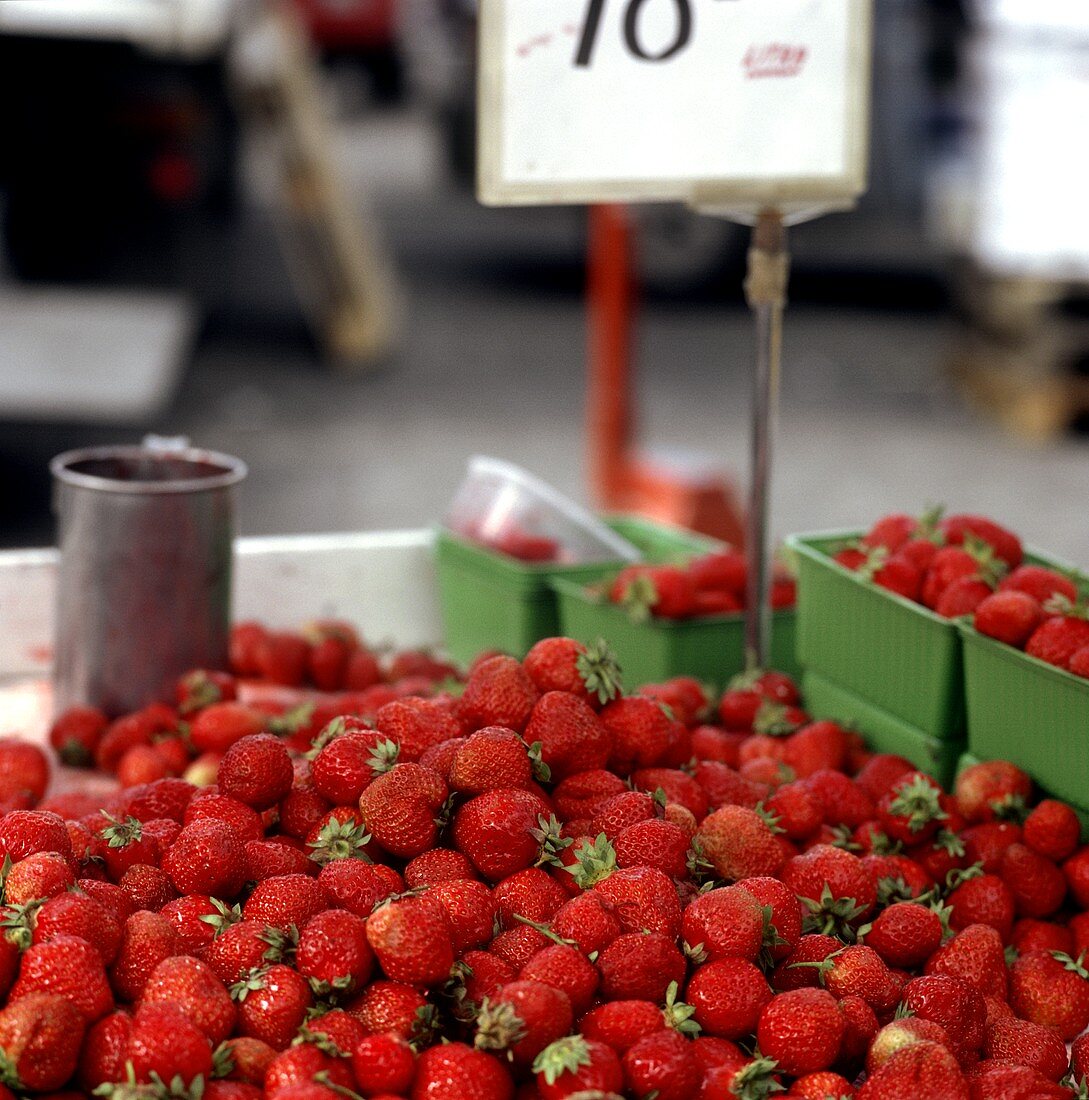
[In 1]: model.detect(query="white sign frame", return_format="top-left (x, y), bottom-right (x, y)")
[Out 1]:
top-left (477, 0), bottom-right (873, 210)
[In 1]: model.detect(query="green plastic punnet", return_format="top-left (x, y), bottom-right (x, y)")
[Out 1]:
top-left (803, 670), bottom-right (963, 788)
top-left (787, 531), bottom-right (965, 739)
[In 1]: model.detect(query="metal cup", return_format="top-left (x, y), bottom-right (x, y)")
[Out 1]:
top-left (51, 441), bottom-right (247, 716)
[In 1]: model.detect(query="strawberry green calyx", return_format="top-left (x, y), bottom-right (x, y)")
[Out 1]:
top-left (409, 1003), bottom-right (441, 1051)
top-left (474, 997), bottom-right (527, 1054)
top-left (916, 503), bottom-right (946, 543)
top-left (875, 875), bottom-right (917, 908)
top-left (1044, 593), bottom-right (1089, 619)
top-left (576, 638), bottom-right (623, 704)
top-left (305, 716), bottom-right (351, 759)
top-left (210, 1044), bottom-right (234, 1080)
top-left (307, 818), bottom-right (373, 865)
top-left (961, 535), bottom-right (1009, 587)
top-left (229, 966), bottom-right (269, 1003)
top-left (686, 839), bottom-right (715, 885)
top-left (198, 897), bottom-right (242, 938)
top-left (683, 940), bottom-right (709, 965)
top-left (1063, 1074), bottom-right (1089, 1100)
top-left (730, 1056), bottom-right (784, 1100)
top-left (828, 825), bottom-right (862, 853)
top-left (754, 803), bottom-right (786, 836)
top-left (886, 775), bottom-right (948, 834)
top-left (0, 899), bottom-right (42, 951)
top-left (944, 862), bottom-right (984, 893)
top-left (532, 814), bottom-right (573, 868)
top-left (1004, 943), bottom-right (1020, 968)
top-left (293, 1022), bottom-right (348, 1055)
top-left (512, 914), bottom-right (576, 949)
top-left (989, 792), bottom-right (1028, 824)
top-left (1053, 950), bottom-right (1089, 980)
top-left (759, 905), bottom-right (790, 970)
top-left (619, 574), bottom-right (658, 624)
top-left (800, 884), bottom-right (866, 939)
top-left (893, 1001), bottom-right (915, 1020)
top-left (0, 1048), bottom-right (22, 1093)
top-left (932, 829), bottom-right (966, 858)
top-left (267, 702), bottom-right (315, 738)
top-left (312, 1071), bottom-right (365, 1100)
top-left (532, 1034), bottom-right (593, 1085)
top-left (177, 670), bottom-right (224, 715)
top-left (562, 834), bottom-right (617, 889)
top-left (259, 923), bottom-right (297, 964)
top-left (855, 545), bottom-right (889, 582)
top-left (525, 741), bottom-right (552, 784)
top-left (662, 980), bottom-right (701, 1037)
top-left (367, 738), bottom-right (400, 777)
top-left (752, 702), bottom-right (803, 738)
top-left (100, 813), bottom-right (144, 849)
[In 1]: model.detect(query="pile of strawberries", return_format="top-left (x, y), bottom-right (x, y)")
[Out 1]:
top-left (607, 550), bottom-right (796, 621)
top-left (836, 508), bottom-right (1089, 678)
top-left (2, 628), bottom-right (1089, 1099)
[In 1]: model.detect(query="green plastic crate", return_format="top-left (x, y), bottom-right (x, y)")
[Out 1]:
top-left (957, 752), bottom-right (1089, 837)
top-left (787, 531), bottom-right (965, 739)
top-left (803, 670), bottom-right (963, 788)
top-left (434, 516), bottom-right (718, 666)
top-left (551, 583), bottom-right (799, 693)
top-left (960, 622), bottom-right (1089, 812)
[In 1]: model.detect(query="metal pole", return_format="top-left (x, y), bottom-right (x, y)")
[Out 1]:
top-left (743, 209), bottom-right (789, 670)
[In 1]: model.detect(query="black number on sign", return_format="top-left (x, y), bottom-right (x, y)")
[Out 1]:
top-left (574, 0), bottom-right (693, 67)
top-left (624, 0), bottom-right (692, 62)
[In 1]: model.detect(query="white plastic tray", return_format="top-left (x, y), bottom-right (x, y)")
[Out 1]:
top-left (0, 529), bottom-right (445, 743)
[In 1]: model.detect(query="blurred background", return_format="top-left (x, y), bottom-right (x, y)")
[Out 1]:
top-left (0, 0), bottom-right (1087, 556)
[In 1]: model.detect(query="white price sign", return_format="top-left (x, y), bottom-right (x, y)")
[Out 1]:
top-left (477, 0), bottom-right (872, 213)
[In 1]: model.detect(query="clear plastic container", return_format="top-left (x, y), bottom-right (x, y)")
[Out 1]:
top-left (445, 456), bottom-right (640, 565)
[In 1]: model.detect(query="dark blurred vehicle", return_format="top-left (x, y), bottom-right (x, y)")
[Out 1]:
top-left (292, 0), bottom-right (405, 101)
top-left (0, 3), bottom-right (240, 284)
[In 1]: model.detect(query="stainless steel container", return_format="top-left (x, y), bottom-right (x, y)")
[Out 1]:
top-left (51, 442), bottom-right (247, 716)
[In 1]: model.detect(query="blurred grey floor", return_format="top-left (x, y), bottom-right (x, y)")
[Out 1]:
top-left (2, 110), bottom-right (1087, 563)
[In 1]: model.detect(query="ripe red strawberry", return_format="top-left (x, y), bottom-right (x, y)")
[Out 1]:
top-left (162, 817), bottom-right (247, 898)
top-left (450, 727), bottom-right (534, 793)
top-left (1000, 842), bottom-right (1066, 917)
top-left (899, 973), bottom-right (986, 1055)
top-left (343, 979), bottom-right (428, 1042)
top-left (876, 772), bottom-right (947, 845)
top-left (474, 979), bottom-right (572, 1068)
top-left (360, 763), bottom-right (450, 860)
top-left (609, 563), bottom-right (697, 621)
top-left (232, 962), bottom-right (313, 1050)
top-left (963, 820), bottom-right (1023, 872)
top-left (492, 867), bottom-right (565, 926)
top-left (374, 698), bottom-right (461, 762)
top-left (264, 1042), bottom-right (356, 1096)
top-left (967, 1061), bottom-right (1071, 1100)
top-left (453, 788), bottom-right (548, 880)
top-left (110, 909), bottom-right (182, 1002)
top-left (217, 733), bottom-right (293, 811)
top-left (973, 591), bottom-right (1044, 647)
top-left (862, 901), bottom-right (943, 969)
top-left (680, 884), bottom-right (764, 964)
top-left (954, 761), bottom-right (1032, 824)
top-left (523, 693), bottom-right (611, 781)
top-left (867, 552), bottom-right (923, 602)
top-left (782, 844), bottom-right (876, 933)
top-left (189, 702), bottom-right (266, 755)
top-left (741, 875), bottom-right (804, 962)
top-left (30, 890), bottom-right (121, 964)
top-left (936, 575), bottom-right (993, 618)
top-left (456, 655), bottom-right (539, 732)
top-left (690, 547), bottom-right (748, 592)
top-left (242, 874), bottom-right (327, 933)
top-left (426, 878), bottom-right (499, 955)
top-left (413, 1042), bottom-right (514, 1100)
top-left (48, 705), bottom-right (109, 768)
top-left (0, 993), bottom-right (85, 1091)
top-left (686, 957), bottom-right (772, 1039)
top-left (946, 871), bottom-right (1015, 941)
top-left (694, 805), bottom-right (785, 881)
top-left (757, 988), bottom-right (844, 1076)
top-left (295, 908), bottom-right (373, 996)
top-left (255, 631), bottom-right (310, 686)
top-left (1027, 612), bottom-right (1089, 669)
top-left (621, 1027), bottom-right (702, 1100)
top-left (594, 865), bottom-right (682, 940)
top-left (141, 953), bottom-right (236, 1043)
top-left (550, 893), bottom-right (621, 957)
top-left (856, 1040), bottom-right (967, 1100)
top-left (351, 1031), bottom-right (415, 1095)
top-left (10, 934), bottom-right (113, 1022)
top-left (3, 851), bottom-right (74, 906)
top-left (866, 1016), bottom-right (950, 1075)
top-left (1000, 562), bottom-right (1076, 603)
top-left (580, 1000), bottom-right (663, 1054)
top-left (924, 923), bottom-right (1008, 999)
top-left (1023, 799), bottom-right (1081, 863)
top-left (597, 932), bottom-right (685, 1002)
top-left (319, 860), bottom-right (403, 918)
top-left (201, 919), bottom-right (282, 986)
top-left (983, 1016), bottom-right (1068, 1081)
top-left (837, 992), bottom-right (879, 1065)
top-left (613, 817), bottom-right (689, 879)
top-left (1009, 950), bottom-right (1089, 1039)
top-left (865, 512), bottom-right (928, 552)
top-left (532, 1034), bottom-right (623, 1099)
top-left (940, 514), bottom-right (1022, 568)
top-left (523, 637), bottom-right (622, 707)
top-left (805, 769), bottom-right (876, 828)
top-left (600, 696), bottom-right (676, 774)
top-left (126, 1001), bottom-right (214, 1086)
top-left (310, 724), bottom-right (391, 806)
top-left (77, 1010), bottom-right (132, 1091)
top-left (1011, 917), bottom-right (1073, 957)
top-left (922, 546), bottom-right (987, 609)
top-left (0, 810), bottom-right (74, 866)
top-left (788, 1070), bottom-right (858, 1099)
top-left (405, 847), bottom-right (476, 889)
top-left (366, 897), bottom-right (455, 986)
